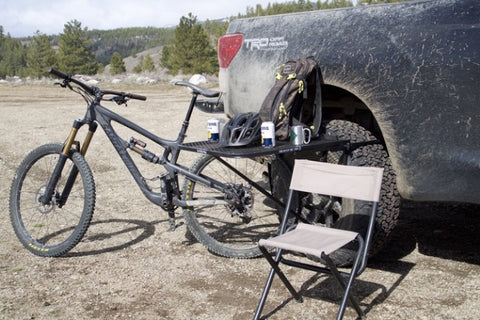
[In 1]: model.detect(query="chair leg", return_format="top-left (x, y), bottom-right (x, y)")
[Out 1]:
top-left (262, 246), bottom-right (303, 302)
top-left (253, 246), bottom-right (303, 320)
top-left (253, 267), bottom-right (275, 320)
top-left (323, 251), bottom-right (364, 320)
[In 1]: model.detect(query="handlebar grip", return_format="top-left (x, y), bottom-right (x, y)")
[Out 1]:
top-left (49, 68), bottom-right (95, 94)
top-left (128, 93), bottom-right (147, 101)
top-left (49, 68), bottom-right (68, 79)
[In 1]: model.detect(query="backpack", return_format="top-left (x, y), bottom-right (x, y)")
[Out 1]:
top-left (259, 57), bottom-right (322, 140)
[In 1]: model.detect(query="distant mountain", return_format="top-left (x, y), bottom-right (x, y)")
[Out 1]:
top-left (86, 27), bottom-right (175, 65)
top-left (18, 27), bottom-right (175, 66)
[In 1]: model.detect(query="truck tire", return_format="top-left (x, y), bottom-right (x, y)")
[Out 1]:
top-left (323, 120), bottom-right (400, 266)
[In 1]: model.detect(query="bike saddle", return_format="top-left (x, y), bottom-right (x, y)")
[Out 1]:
top-left (174, 81), bottom-right (220, 98)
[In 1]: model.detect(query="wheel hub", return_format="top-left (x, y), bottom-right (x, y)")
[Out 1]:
top-left (35, 185), bottom-right (58, 214)
top-left (225, 184), bottom-right (254, 223)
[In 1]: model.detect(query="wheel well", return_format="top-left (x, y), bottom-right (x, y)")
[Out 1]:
top-left (321, 84), bottom-right (384, 143)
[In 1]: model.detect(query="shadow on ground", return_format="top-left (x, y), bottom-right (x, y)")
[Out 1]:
top-left (377, 201), bottom-right (480, 265)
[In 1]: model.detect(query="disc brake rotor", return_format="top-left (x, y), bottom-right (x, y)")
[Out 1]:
top-left (225, 184), bottom-right (254, 223)
top-left (35, 185), bottom-right (57, 214)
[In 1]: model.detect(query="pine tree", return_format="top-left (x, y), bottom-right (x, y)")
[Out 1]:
top-left (57, 20), bottom-right (98, 75)
top-left (160, 46), bottom-right (171, 71)
top-left (0, 34), bottom-right (26, 77)
top-left (26, 31), bottom-right (57, 78)
top-left (143, 54), bottom-right (155, 72)
top-left (109, 51), bottom-right (126, 75)
top-left (161, 13), bottom-right (218, 75)
top-left (133, 57), bottom-right (143, 73)
top-left (0, 26), bottom-right (4, 59)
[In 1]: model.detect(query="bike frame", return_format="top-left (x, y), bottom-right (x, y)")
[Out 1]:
top-left (42, 86), bottom-right (277, 230)
top-left (80, 90), bottom-right (205, 206)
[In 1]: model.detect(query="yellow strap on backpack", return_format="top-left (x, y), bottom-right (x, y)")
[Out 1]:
top-left (278, 103), bottom-right (287, 119)
top-left (298, 80), bottom-right (304, 93)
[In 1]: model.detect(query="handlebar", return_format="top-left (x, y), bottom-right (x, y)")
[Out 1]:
top-left (49, 68), bottom-right (147, 102)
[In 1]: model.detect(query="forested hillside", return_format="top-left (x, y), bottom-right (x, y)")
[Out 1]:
top-left (87, 28), bottom-right (175, 65)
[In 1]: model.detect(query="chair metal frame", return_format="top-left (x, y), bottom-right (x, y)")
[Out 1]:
top-left (253, 159), bottom-right (384, 320)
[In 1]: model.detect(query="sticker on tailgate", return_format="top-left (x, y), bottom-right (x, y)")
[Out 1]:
top-left (244, 37), bottom-right (288, 51)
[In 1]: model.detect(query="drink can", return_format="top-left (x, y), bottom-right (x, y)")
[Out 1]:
top-left (261, 121), bottom-right (275, 147)
top-left (207, 118), bottom-right (220, 142)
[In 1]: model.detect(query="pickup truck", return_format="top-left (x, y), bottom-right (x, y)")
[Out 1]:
top-left (217, 0), bottom-right (479, 261)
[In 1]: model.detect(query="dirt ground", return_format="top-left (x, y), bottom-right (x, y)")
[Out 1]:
top-left (0, 82), bottom-right (479, 320)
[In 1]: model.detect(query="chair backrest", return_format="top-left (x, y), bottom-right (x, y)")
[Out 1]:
top-left (290, 159), bottom-right (384, 202)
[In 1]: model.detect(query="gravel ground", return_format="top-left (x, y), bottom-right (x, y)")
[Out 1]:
top-left (0, 83), bottom-right (479, 320)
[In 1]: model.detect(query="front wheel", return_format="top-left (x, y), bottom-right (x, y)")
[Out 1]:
top-left (9, 143), bottom-right (96, 257)
top-left (182, 155), bottom-right (290, 258)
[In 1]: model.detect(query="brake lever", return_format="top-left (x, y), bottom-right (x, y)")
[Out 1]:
top-left (111, 95), bottom-right (129, 106)
top-left (54, 79), bottom-right (72, 89)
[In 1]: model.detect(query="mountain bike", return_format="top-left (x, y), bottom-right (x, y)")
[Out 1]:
top-left (9, 69), bottom-right (355, 259)
top-left (8, 69), bottom-right (287, 258)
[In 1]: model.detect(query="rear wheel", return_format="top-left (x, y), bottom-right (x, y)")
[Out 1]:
top-left (182, 154), bottom-right (290, 258)
top-left (9, 143), bottom-right (95, 257)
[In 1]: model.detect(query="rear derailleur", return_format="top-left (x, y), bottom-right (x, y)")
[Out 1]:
top-left (224, 184), bottom-right (254, 223)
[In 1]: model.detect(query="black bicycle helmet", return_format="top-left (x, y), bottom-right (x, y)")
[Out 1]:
top-left (220, 112), bottom-right (261, 146)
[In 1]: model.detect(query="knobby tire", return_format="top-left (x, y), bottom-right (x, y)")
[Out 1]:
top-left (9, 143), bottom-right (95, 257)
top-left (182, 154), bottom-right (290, 258)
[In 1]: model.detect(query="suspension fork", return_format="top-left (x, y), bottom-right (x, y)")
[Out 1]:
top-left (58, 122), bottom-right (97, 207)
top-left (41, 120), bottom-right (97, 207)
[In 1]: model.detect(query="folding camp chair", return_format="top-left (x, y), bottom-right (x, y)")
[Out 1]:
top-left (253, 159), bottom-right (384, 320)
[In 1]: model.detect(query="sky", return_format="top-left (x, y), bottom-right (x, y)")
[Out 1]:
top-left (0, 0), bottom-right (276, 38)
